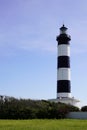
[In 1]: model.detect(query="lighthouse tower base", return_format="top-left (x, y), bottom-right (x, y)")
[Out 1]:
top-left (48, 97), bottom-right (80, 107)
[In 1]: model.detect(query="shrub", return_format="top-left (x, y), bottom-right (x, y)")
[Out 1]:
top-left (0, 97), bottom-right (79, 119)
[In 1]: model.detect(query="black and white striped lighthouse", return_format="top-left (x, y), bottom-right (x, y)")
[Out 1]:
top-left (56, 24), bottom-right (71, 99)
top-left (49, 24), bottom-right (79, 106)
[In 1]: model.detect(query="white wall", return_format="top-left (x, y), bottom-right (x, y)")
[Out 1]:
top-left (58, 44), bottom-right (70, 56)
top-left (58, 68), bottom-right (70, 80)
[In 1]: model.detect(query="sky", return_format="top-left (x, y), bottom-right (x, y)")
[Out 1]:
top-left (0, 0), bottom-right (87, 107)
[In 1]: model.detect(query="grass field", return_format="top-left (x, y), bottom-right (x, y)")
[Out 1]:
top-left (0, 119), bottom-right (87, 130)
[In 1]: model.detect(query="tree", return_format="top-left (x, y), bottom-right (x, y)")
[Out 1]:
top-left (81, 106), bottom-right (87, 111)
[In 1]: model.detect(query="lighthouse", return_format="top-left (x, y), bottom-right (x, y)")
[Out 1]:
top-left (55, 24), bottom-right (79, 106)
top-left (49, 25), bottom-right (79, 106)
top-left (56, 24), bottom-right (71, 98)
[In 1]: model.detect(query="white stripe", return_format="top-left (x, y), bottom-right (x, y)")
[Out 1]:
top-left (57, 68), bottom-right (71, 80)
top-left (57, 93), bottom-right (71, 98)
top-left (58, 44), bottom-right (70, 56)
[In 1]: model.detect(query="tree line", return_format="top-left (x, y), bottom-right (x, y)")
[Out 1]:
top-left (0, 97), bottom-right (79, 119)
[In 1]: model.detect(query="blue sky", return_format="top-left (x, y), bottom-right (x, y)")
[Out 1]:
top-left (0, 0), bottom-right (87, 106)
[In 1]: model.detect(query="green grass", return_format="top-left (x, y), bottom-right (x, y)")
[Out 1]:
top-left (0, 119), bottom-right (87, 130)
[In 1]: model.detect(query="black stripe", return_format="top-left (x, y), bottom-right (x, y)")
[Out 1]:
top-left (57, 80), bottom-right (71, 93)
top-left (58, 41), bottom-right (70, 45)
top-left (57, 56), bottom-right (70, 68)
top-left (56, 34), bottom-right (71, 45)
